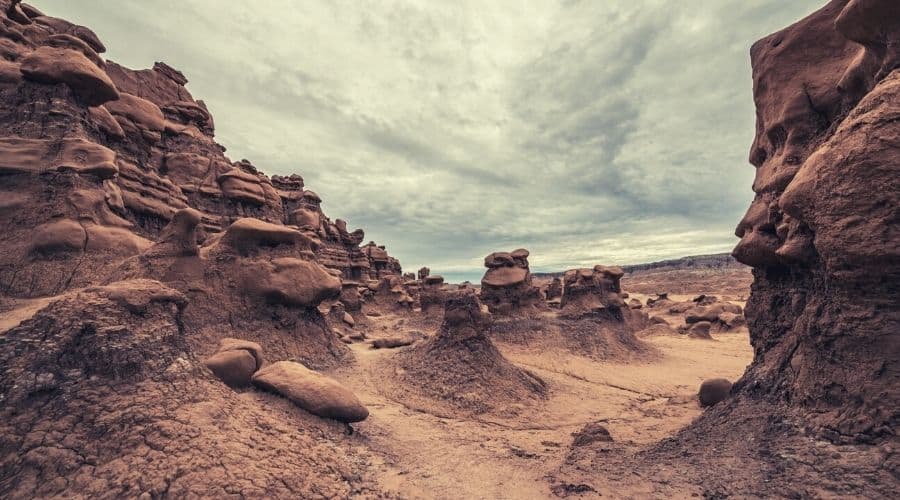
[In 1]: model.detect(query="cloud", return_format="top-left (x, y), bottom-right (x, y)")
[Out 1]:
top-left (40, 0), bottom-right (824, 280)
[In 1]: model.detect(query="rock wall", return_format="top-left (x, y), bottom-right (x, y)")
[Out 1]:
top-left (0, 0), bottom-right (400, 298)
top-left (732, 0), bottom-right (898, 443)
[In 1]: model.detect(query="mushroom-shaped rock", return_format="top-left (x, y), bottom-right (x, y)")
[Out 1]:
top-left (698, 378), bottom-right (733, 407)
top-left (480, 248), bottom-right (542, 315)
top-left (251, 361), bottom-right (369, 423)
top-left (20, 46), bottom-right (118, 106)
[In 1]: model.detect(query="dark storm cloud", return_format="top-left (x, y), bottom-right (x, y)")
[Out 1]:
top-left (39, 0), bottom-right (825, 280)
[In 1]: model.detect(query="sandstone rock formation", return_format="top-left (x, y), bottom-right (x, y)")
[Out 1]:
top-left (251, 361), bottom-right (369, 423)
top-left (730, 0), bottom-right (899, 443)
top-left (0, 3), bottom-right (401, 299)
top-left (559, 265), bottom-right (627, 319)
top-left (480, 249), bottom-right (542, 315)
top-left (554, 3), bottom-right (899, 497)
top-left (0, 4), bottom-right (394, 496)
top-left (388, 290), bottom-right (547, 415)
top-left (544, 276), bottom-right (563, 301)
top-left (419, 274), bottom-right (447, 314)
top-left (0, 278), bottom-right (378, 497)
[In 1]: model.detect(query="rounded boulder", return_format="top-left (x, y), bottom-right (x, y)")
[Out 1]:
top-left (698, 378), bottom-right (733, 407)
top-left (251, 361), bottom-right (369, 423)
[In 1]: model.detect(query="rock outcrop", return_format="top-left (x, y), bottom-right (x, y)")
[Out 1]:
top-left (559, 265), bottom-right (627, 319)
top-left (419, 274), bottom-right (447, 314)
top-left (479, 249), bottom-right (542, 315)
top-left (730, 0), bottom-right (899, 443)
top-left (0, 3), bottom-right (400, 298)
top-left (0, 5), bottom-right (394, 496)
top-left (554, 3), bottom-right (899, 497)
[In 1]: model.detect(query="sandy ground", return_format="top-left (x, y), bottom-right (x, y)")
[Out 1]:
top-left (331, 309), bottom-right (753, 499)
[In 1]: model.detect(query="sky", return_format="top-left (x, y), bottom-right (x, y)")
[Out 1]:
top-left (42, 0), bottom-right (822, 282)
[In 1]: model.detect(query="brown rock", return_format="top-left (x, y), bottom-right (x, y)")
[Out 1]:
top-left (20, 46), bottom-right (118, 105)
top-left (204, 350), bottom-right (257, 388)
top-left (698, 378), bottom-right (732, 407)
top-left (571, 422), bottom-right (614, 447)
top-left (480, 248), bottom-right (542, 315)
top-left (251, 361), bottom-right (369, 423)
top-left (687, 321), bottom-right (713, 340)
top-left (559, 265), bottom-right (626, 319)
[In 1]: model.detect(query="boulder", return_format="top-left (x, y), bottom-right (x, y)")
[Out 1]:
top-left (571, 422), bottom-right (614, 447)
top-left (698, 378), bottom-right (733, 407)
top-left (203, 350), bottom-right (257, 388)
top-left (371, 336), bottom-right (416, 349)
top-left (687, 321), bottom-right (713, 340)
top-left (251, 361), bottom-right (368, 423)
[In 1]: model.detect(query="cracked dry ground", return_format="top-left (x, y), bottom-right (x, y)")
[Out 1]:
top-left (328, 305), bottom-right (752, 499)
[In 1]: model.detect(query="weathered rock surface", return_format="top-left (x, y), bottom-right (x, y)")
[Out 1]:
top-left (203, 337), bottom-right (265, 387)
top-left (0, 4), bottom-right (401, 298)
top-left (553, 3), bottom-right (899, 497)
top-left (731, 0), bottom-right (899, 442)
top-left (389, 290), bottom-right (547, 415)
top-left (559, 265), bottom-right (627, 319)
top-left (251, 361), bottom-right (369, 423)
top-left (480, 249), bottom-right (543, 315)
top-left (698, 378), bottom-right (732, 407)
top-left (0, 4), bottom-right (394, 496)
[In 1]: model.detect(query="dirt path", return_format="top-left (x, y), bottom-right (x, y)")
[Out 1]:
top-left (330, 318), bottom-right (753, 499)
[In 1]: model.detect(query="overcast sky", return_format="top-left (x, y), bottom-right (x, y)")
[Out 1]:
top-left (43, 0), bottom-right (822, 281)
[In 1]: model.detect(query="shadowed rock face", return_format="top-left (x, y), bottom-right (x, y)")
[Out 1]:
top-left (480, 248), bottom-right (543, 315)
top-left (732, 0), bottom-right (898, 443)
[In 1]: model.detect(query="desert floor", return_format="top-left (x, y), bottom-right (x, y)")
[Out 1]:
top-left (328, 269), bottom-right (754, 498)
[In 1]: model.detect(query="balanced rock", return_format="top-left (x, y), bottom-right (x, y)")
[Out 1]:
top-left (252, 361), bottom-right (368, 423)
top-left (480, 249), bottom-right (542, 315)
